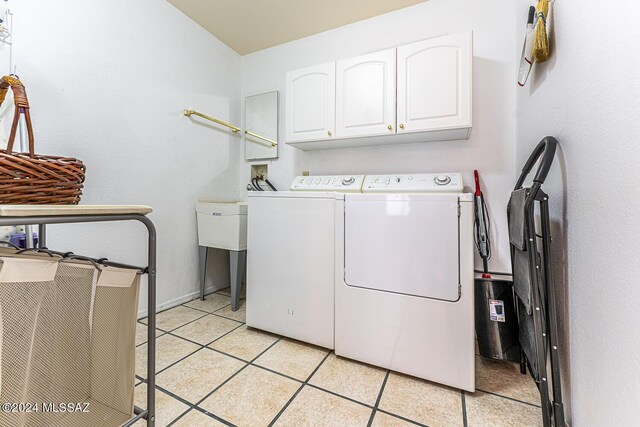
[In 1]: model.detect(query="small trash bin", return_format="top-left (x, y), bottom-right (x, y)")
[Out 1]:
top-left (475, 276), bottom-right (520, 362)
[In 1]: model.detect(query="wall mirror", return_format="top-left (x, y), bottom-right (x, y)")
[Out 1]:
top-left (244, 91), bottom-right (278, 160)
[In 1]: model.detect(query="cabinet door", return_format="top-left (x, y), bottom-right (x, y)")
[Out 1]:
top-left (286, 62), bottom-right (335, 142)
top-left (397, 31), bottom-right (472, 133)
top-left (335, 48), bottom-right (396, 138)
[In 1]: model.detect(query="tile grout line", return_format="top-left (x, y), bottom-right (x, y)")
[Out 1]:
top-left (191, 337), bottom-right (284, 421)
top-left (140, 301), bottom-right (285, 381)
top-left (183, 302), bottom-right (231, 315)
top-left (375, 408), bottom-right (427, 427)
top-left (135, 299), bottom-right (241, 348)
top-left (474, 388), bottom-right (542, 408)
top-left (154, 320), bottom-right (313, 387)
top-left (266, 385), bottom-right (304, 427)
top-left (140, 296), bottom-right (240, 335)
top-left (304, 383), bottom-right (376, 409)
top-left (135, 305), bottom-right (242, 348)
top-left (198, 319), bottom-right (246, 346)
top-left (191, 406), bottom-right (236, 427)
top-left (210, 309), bottom-right (247, 323)
top-left (286, 375), bottom-right (428, 427)
top-left (139, 346), bottom-right (428, 427)
top-left (135, 289), bottom-right (236, 323)
top-left (140, 301), bottom-right (514, 427)
top-left (164, 408), bottom-right (198, 427)
top-left (136, 303), bottom-right (251, 381)
top-left (197, 343), bottom-right (429, 427)
top-left (171, 317), bottom-right (395, 411)
top-left (137, 380), bottom-right (235, 427)
top-left (151, 338), bottom-right (282, 427)
top-left (134, 298), bottom-right (249, 426)
top-left (461, 390), bottom-right (468, 427)
top-left (206, 345), bottom-right (255, 365)
top-left (207, 309), bottom-right (247, 324)
top-left (135, 333), bottom-right (165, 348)
top-left (162, 301), bottom-right (243, 338)
top-left (249, 363), bottom-right (305, 385)
top-left (247, 357), bottom-right (418, 418)
top-left (140, 303), bottom-right (209, 323)
top-left (136, 321), bottom-right (246, 381)
top-left (266, 350), bottom-right (333, 427)
top-left (162, 319), bottom-right (245, 351)
top-left (213, 288), bottom-right (236, 297)
top-left (248, 349), bottom-right (431, 427)
top-left (187, 339), bottom-right (430, 427)
top-left (135, 320), bottom-right (163, 348)
top-left (188, 346), bottom-right (281, 424)
top-left (367, 370), bottom-right (390, 427)
top-left (303, 350), bottom-right (332, 382)
top-left (169, 407), bottom-right (235, 427)
top-left (193, 369), bottom-right (250, 425)
top-left (143, 310), bottom-right (209, 334)
top-left (184, 298), bottom-right (248, 321)
top-left (186, 294), bottom-right (243, 320)
top-left (141, 327), bottom-right (435, 427)
top-left (161, 310), bottom-right (228, 333)
top-left (139, 381), bottom-right (195, 409)
top-left (136, 345), bottom-right (202, 382)
top-left (160, 321), bottom-right (246, 372)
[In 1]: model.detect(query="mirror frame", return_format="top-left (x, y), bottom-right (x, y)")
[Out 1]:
top-left (244, 90), bottom-right (279, 161)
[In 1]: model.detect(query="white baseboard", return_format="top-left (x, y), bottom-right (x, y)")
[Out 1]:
top-left (137, 285), bottom-right (223, 319)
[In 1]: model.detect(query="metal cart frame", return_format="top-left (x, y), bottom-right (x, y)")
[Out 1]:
top-left (510, 136), bottom-right (565, 427)
top-left (0, 213), bottom-right (157, 427)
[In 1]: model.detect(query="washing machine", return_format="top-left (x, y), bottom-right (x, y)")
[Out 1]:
top-left (334, 173), bottom-right (476, 391)
top-left (246, 175), bottom-right (364, 349)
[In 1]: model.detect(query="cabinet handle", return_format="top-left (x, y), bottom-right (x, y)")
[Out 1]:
top-left (327, 130), bottom-right (332, 136)
top-left (387, 125), bottom-right (393, 130)
top-left (399, 123), bottom-right (405, 129)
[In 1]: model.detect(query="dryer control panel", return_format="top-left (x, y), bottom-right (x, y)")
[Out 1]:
top-left (290, 175), bottom-right (365, 192)
top-left (362, 173), bottom-right (463, 193)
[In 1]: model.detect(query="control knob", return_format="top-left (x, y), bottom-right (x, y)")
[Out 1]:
top-left (342, 177), bottom-right (356, 185)
top-left (434, 175), bottom-right (451, 185)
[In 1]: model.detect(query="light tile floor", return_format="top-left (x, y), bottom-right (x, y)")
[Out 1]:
top-left (135, 287), bottom-right (543, 426)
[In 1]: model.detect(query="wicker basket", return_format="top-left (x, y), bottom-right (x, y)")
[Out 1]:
top-left (0, 75), bottom-right (85, 204)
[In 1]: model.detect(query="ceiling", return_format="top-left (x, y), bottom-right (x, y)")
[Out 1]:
top-left (168, 0), bottom-right (428, 55)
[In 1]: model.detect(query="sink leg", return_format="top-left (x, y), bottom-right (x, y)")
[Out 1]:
top-left (199, 246), bottom-right (208, 300)
top-left (230, 250), bottom-right (246, 311)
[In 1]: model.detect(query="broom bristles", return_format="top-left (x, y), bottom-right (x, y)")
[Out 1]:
top-left (532, 0), bottom-right (550, 63)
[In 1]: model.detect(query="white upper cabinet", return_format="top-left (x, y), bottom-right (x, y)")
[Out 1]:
top-left (397, 31), bottom-right (472, 134)
top-left (285, 62), bottom-right (336, 142)
top-left (335, 48), bottom-right (396, 138)
top-left (285, 31), bottom-right (473, 150)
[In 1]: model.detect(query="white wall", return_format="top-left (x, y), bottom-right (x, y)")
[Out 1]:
top-left (241, 0), bottom-right (518, 272)
top-left (4, 0), bottom-right (638, 422)
top-left (0, 0), bottom-right (243, 314)
top-left (515, 1), bottom-right (640, 424)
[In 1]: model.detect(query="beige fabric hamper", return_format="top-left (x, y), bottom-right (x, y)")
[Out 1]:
top-left (0, 252), bottom-right (140, 427)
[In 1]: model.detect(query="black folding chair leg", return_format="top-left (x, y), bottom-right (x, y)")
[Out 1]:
top-left (540, 197), bottom-right (566, 427)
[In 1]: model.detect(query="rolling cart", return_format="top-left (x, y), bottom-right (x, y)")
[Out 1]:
top-left (508, 136), bottom-right (565, 427)
top-left (0, 205), bottom-right (157, 427)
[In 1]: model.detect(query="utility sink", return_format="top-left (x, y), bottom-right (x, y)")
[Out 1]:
top-left (196, 199), bottom-right (247, 311)
top-left (196, 200), bottom-right (247, 251)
